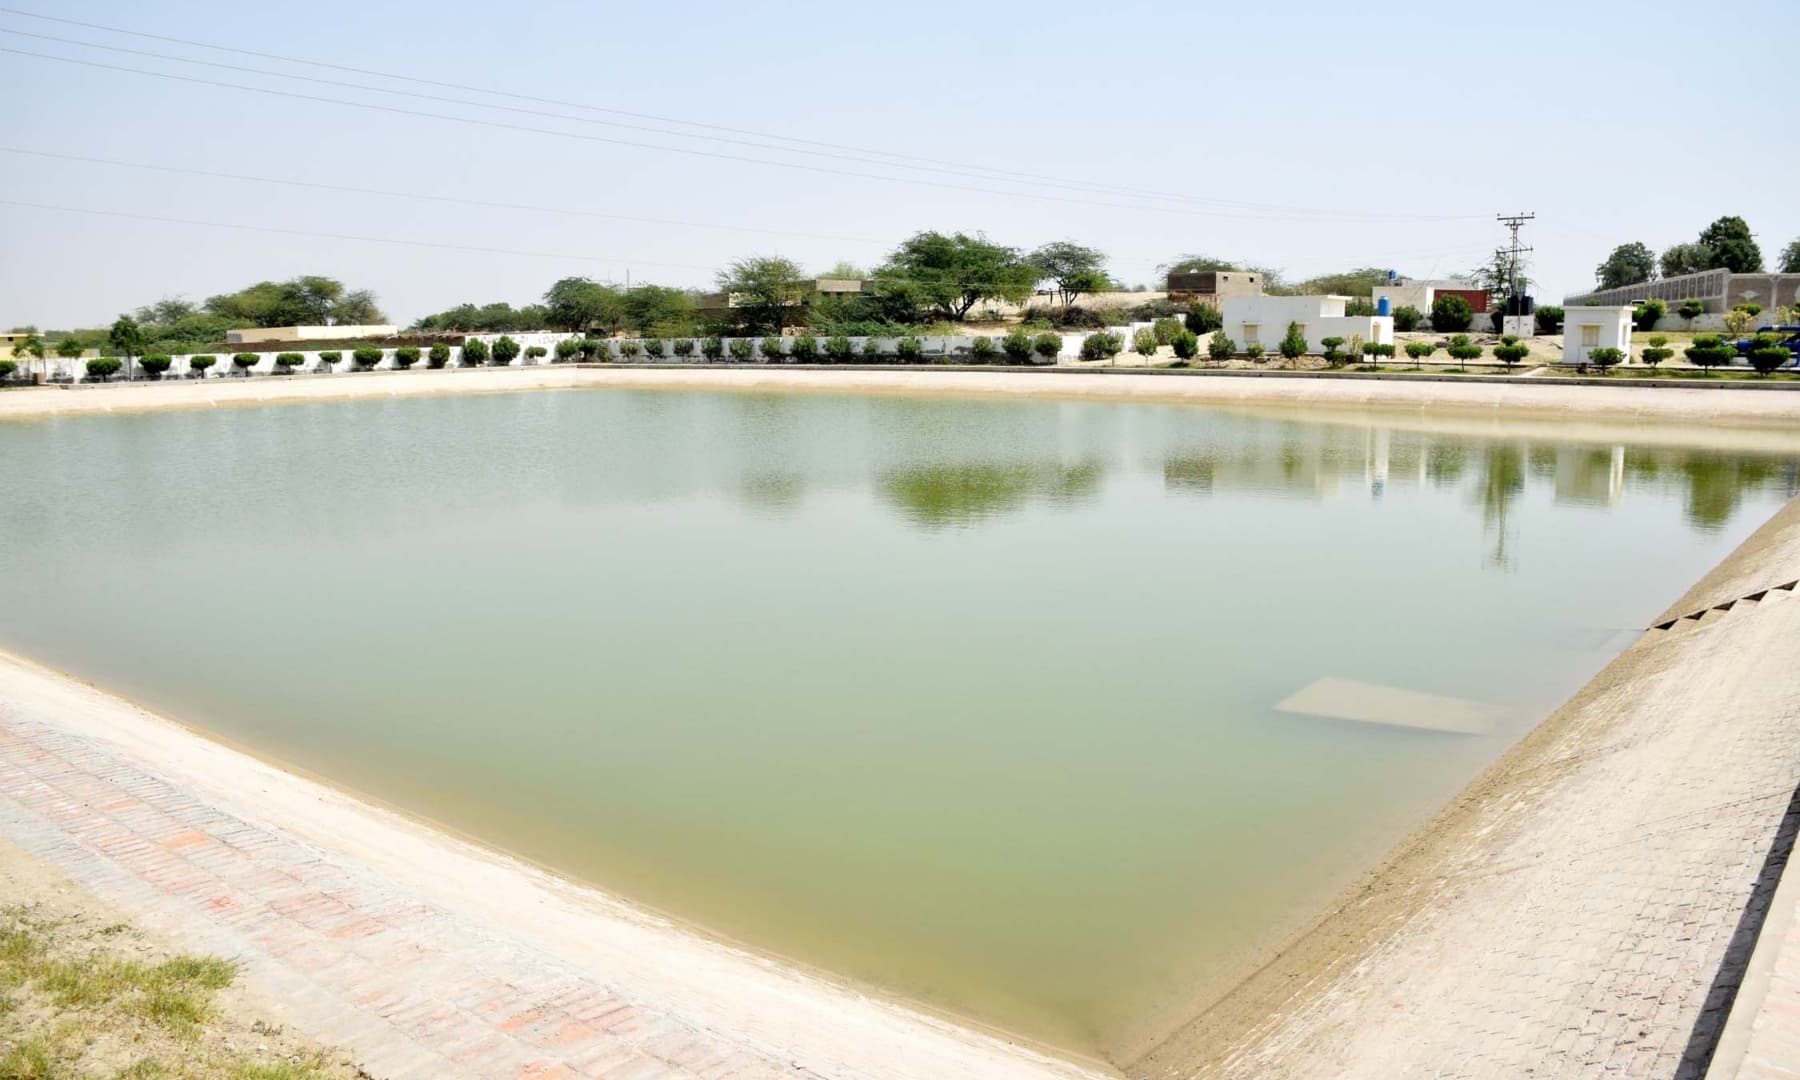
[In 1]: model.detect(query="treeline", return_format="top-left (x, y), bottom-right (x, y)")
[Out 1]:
top-left (46, 276), bottom-right (387, 356)
top-left (1592, 215), bottom-right (1800, 289)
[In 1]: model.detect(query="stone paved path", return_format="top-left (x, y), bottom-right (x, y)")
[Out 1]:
top-left (0, 656), bottom-right (1100, 1080)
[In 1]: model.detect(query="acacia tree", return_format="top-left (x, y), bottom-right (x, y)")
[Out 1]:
top-left (716, 256), bottom-right (807, 335)
top-left (543, 277), bottom-right (622, 333)
top-left (1029, 241), bottom-right (1109, 314)
top-left (1594, 242), bottom-right (1655, 289)
top-left (874, 231), bottom-right (1036, 321)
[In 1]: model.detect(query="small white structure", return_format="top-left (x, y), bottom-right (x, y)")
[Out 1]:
top-left (1372, 282), bottom-right (1435, 314)
top-left (1501, 315), bottom-right (1535, 338)
top-left (225, 324), bottom-right (398, 344)
top-left (1561, 306), bottom-right (1632, 366)
top-left (1221, 295), bottom-right (1394, 354)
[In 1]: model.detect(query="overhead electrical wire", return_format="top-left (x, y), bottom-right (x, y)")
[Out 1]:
top-left (0, 5), bottom-right (1487, 221)
top-left (0, 146), bottom-right (888, 246)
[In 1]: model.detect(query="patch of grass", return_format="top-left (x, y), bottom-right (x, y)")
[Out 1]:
top-left (0, 1033), bottom-right (57, 1078)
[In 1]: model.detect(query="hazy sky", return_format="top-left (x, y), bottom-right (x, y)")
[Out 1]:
top-left (3, 0), bottom-right (1796, 329)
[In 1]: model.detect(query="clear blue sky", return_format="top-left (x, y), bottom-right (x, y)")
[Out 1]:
top-left (2, 0), bottom-right (1795, 329)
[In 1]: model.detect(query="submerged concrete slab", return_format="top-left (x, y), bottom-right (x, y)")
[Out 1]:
top-left (1274, 677), bottom-right (1503, 735)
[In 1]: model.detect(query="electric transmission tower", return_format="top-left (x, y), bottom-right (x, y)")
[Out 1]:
top-left (1496, 212), bottom-right (1535, 310)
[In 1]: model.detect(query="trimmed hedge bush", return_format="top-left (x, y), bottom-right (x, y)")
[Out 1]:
top-left (1002, 328), bottom-right (1033, 362)
top-left (1589, 346), bottom-right (1624, 372)
top-left (459, 339), bottom-right (487, 365)
top-left (1320, 336), bottom-right (1345, 365)
top-left (642, 339), bottom-right (665, 358)
top-left (233, 352), bottom-right (260, 372)
top-left (1404, 339), bottom-right (1438, 364)
top-left (970, 335), bottom-right (998, 363)
top-left (1208, 332), bottom-right (1236, 363)
top-left (190, 354), bottom-right (216, 374)
top-left (1171, 330), bottom-right (1199, 360)
top-left (895, 337), bottom-right (924, 363)
top-left (272, 352), bottom-right (303, 372)
top-left (1133, 327), bottom-right (1158, 357)
top-left (1079, 331), bottom-right (1122, 362)
top-left (1244, 342), bottom-right (1265, 361)
top-left (824, 335), bottom-right (854, 363)
top-left (316, 350), bottom-right (343, 370)
top-left (141, 354), bottom-right (173, 376)
top-left (1361, 341), bottom-right (1396, 361)
top-left (702, 336), bottom-right (724, 361)
top-left (671, 339), bottom-right (695, 358)
top-left (1391, 305), bottom-right (1422, 332)
top-left (393, 346), bottom-right (421, 369)
top-left (524, 345), bottom-right (548, 361)
top-left (1748, 346), bottom-right (1791, 375)
top-left (1632, 298), bottom-right (1666, 332)
top-left (790, 334), bottom-right (818, 362)
top-left (555, 338), bottom-right (581, 362)
top-left (1032, 332), bottom-right (1061, 361)
top-left (428, 343), bottom-right (451, 368)
top-left (617, 340), bottom-right (641, 358)
top-left (758, 336), bottom-right (784, 360)
top-left (1685, 334), bottom-right (1734, 369)
top-left (85, 357), bottom-right (122, 380)
top-left (1493, 338), bottom-right (1529, 368)
top-left (1678, 298), bottom-right (1706, 322)
top-left (1534, 306), bottom-right (1564, 335)
top-left (1443, 335), bottom-right (1482, 368)
top-left (728, 338), bottom-right (753, 361)
top-left (351, 346), bottom-right (383, 369)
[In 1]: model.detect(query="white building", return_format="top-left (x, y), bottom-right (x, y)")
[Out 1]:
top-left (1221, 295), bottom-right (1394, 354)
top-left (1561, 306), bottom-right (1632, 366)
top-left (225, 324), bottom-right (398, 344)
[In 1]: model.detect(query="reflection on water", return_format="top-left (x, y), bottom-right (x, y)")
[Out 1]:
top-left (0, 389), bottom-right (1796, 1060)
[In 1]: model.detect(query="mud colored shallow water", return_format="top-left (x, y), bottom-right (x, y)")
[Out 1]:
top-left (1, 389), bottom-right (1794, 1059)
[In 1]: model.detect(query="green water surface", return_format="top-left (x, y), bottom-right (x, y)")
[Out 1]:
top-left (1, 388), bottom-right (1794, 1058)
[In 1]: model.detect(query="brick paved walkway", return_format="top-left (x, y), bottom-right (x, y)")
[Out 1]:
top-left (0, 659), bottom-right (1099, 1080)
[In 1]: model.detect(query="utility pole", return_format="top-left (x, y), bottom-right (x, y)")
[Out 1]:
top-left (1496, 212), bottom-right (1535, 311)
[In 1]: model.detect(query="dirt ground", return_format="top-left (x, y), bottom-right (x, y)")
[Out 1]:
top-left (0, 834), bottom-right (368, 1080)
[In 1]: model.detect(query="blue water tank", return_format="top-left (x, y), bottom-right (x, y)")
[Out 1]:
top-left (1377, 296), bottom-right (1391, 317)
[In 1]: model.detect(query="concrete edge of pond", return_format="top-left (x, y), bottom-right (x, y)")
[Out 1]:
top-left (5, 365), bottom-right (1800, 432)
top-left (0, 648), bottom-right (1112, 1080)
top-left (1127, 494), bottom-right (1800, 1078)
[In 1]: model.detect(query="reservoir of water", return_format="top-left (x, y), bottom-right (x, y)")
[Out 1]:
top-left (2, 387), bottom-right (1794, 1059)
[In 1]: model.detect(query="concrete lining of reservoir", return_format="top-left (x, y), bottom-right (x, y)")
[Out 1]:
top-left (5, 364), bottom-right (1800, 435)
top-left (1130, 494), bottom-right (1800, 1078)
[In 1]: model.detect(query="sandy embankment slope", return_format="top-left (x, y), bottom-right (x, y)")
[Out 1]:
top-left (1132, 496), bottom-right (1800, 1078)
top-left (0, 648), bottom-right (1109, 1080)
top-left (4, 364), bottom-right (1800, 431)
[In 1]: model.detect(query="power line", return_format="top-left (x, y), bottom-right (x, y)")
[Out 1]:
top-left (0, 146), bottom-right (887, 246)
top-left (0, 5), bottom-right (1488, 222)
top-left (13, 45), bottom-right (1441, 224)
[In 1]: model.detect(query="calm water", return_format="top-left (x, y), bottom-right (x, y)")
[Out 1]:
top-left (2, 389), bottom-right (1795, 1058)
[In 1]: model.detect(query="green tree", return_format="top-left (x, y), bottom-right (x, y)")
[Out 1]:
top-left (12, 332), bottom-right (44, 379)
top-left (1001, 327), bottom-right (1033, 363)
top-left (1277, 322), bottom-right (1308, 363)
top-left (1170, 330), bottom-right (1199, 361)
top-left (620, 285), bottom-right (697, 335)
top-left (1132, 327), bottom-right (1158, 357)
top-left (874, 231), bottom-right (1035, 321)
top-left (1029, 242), bottom-right (1109, 313)
top-left (1183, 302), bottom-right (1222, 334)
top-left (107, 316), bottom-right (143, 378)
top-left (1207, 332), bottom-right (1236, 364)
top-left (543, 277), bottom-right (621, 333)
top-left (1780, 239), bottom-right (1800, 274)
top-left (490, 336), bottom-right (520, 366)
top-left (1697, 216), bottom-right (1762, 273)
top-left (1659, 242), bottom-right (1714, 279)
top-left (1430, 294), bottom-right (1474, 333)
top-left (717, 256), bottom-right (807, 335)
top-left (1594, 242), bottom-right (1655, 289)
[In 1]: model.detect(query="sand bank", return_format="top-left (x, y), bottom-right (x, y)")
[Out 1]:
top-left (5, 365), bottom-right (1800, 434)
top-left (1131, 495), bottom-right (1800, 1077)
top-left (0, 647), bottom-right (1106, 1080)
